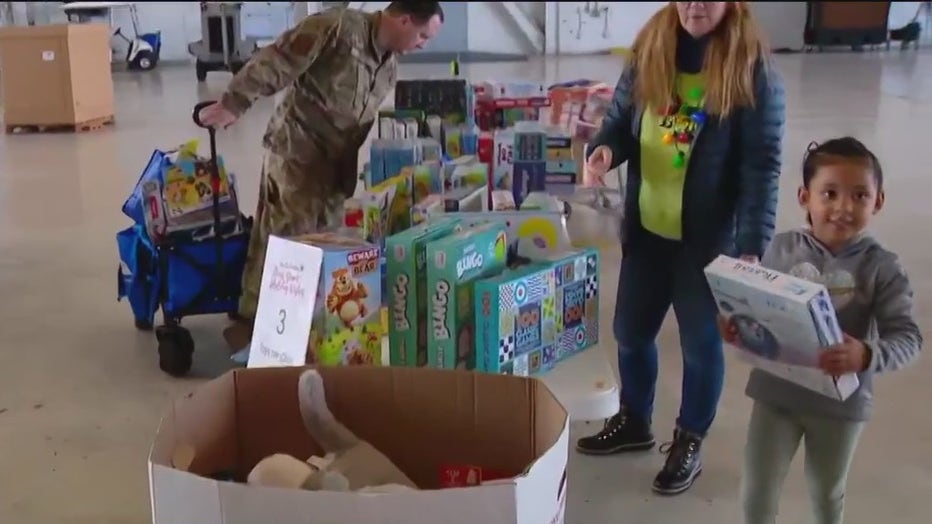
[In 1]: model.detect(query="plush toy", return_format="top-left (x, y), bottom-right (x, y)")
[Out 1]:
top-left (247, 369), bottom-right (417, 493)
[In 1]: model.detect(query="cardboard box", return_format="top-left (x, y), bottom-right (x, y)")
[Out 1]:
top-left (0, 24), bottom-right (114, 127)
top-left (704, 255), bottom-right (859, 401)
top-left (148, 366), bottom-right (570, 524)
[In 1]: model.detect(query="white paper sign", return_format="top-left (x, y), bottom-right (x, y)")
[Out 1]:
top-left (42, 50), bottom-right (55, 61)
top-left (247, 235), bottom-right (323, 368)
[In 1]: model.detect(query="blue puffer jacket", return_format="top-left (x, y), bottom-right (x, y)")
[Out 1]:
top-left (590, 59), bottom-right (786, 261)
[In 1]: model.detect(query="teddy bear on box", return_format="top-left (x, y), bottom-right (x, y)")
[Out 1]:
top-left (246, 369), bottom-right (417, 493)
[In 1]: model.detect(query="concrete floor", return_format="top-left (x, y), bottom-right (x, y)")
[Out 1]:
top-left (0, 51), bottom-right (930, 523)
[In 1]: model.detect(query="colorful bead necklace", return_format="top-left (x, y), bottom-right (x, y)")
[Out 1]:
top-left (659, 86), bottom-right (707, 169)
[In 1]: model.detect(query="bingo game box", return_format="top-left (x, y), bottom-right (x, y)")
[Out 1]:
top-left (425, 222), bottom-right (508, 370)
top-left (385, 217), bottom-right (461, 367)
top-left (475, 248), bottom-right (600, 376)
top-left (299, 233), bottom-right (384, 367)
top-left (704, 255), bottom-right (859, 401)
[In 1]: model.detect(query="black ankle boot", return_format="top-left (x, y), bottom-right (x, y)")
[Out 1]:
top-left (575, 407), bottom-right (655, 455)
top-left (652, 429), bottom-right (703, 495)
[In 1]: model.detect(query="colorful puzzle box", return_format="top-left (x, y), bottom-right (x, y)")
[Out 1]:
top-left (704, 255), bottom-right (858, 401)
top-left (475, 248), bottom-right (600, 377)
top-left (425, 222), bottom-right (508, 370)
top-left (297, 232), bottom-right (384, 367)
top-left (385, 217), bottom-right (461, 367)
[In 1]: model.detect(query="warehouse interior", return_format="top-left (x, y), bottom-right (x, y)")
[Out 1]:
top-left (1, 2), bottom-right (931, 523)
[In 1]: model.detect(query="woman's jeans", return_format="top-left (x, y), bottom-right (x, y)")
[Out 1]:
top-left (613, 231), bottom-right (724, 436)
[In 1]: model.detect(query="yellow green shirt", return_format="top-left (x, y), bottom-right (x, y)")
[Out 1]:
top-left (638, 73), bottom-right (706, 240)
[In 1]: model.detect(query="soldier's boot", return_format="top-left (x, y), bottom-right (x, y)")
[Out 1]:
top-left (223, 318), bottom-right (253, 354)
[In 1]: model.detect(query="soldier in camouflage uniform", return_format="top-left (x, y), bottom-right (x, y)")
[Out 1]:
top-left (197, 1), bottom-right (444, 351)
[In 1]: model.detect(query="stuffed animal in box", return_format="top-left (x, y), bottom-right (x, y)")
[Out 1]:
top-left (247, 369), bottom-right (417, 493)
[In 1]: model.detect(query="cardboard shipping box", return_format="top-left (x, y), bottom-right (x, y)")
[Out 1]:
top-left (149, 366), bottom-right (569, 524)
top-left (0, 24), bottom-right (114, 127)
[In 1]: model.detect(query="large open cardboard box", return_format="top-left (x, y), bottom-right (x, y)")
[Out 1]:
top-left (149, 366), bottom-right (569, 524)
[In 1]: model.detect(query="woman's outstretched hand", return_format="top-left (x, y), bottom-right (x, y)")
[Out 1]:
top-left (584, 145), bottom-right (613, 187)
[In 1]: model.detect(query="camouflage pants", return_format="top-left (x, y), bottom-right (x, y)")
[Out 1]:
top-left (238, 150), bottom-right (353, 320)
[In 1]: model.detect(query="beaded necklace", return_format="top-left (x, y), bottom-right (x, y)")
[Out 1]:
top-left (658, 85), bottom-right (707, 169)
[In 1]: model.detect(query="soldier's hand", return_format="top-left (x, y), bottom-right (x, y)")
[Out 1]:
top-left (584, 145), bottom-right (612, 187)
top-left (198, 102), bottom-right (238, 129)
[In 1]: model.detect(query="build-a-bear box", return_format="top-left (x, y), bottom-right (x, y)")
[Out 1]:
top-left (297, 233), bottom-right (384, 367)
top-left (425, 222), bottom-right (508, 370)
top-left (385, 217), bottom-right (461, 367)
top-left (148, 366), bottom-right (569, 524)
top-left (475, 248), bottom-right (600, 376)
top-left (704, 255), bottom-right (859, 401)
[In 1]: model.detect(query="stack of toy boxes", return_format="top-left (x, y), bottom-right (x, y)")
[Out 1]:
top-left (291, 232), bottom-right (384, 367)
top-left (368, 138), bottom-right (444, 188)
top-left (490, 128), bottom-right (514, 193)
top-left (474, 247), bottom-right (600, 377)
top-left (409, 156), bottom-right (491, 226)
top-left (378, 114), bottom-right (420, 140)
top-left (575, 86), bottom-right (613, 141)
top-left (512, 123), bottom-right (547, 207)
top-left (385, 217), bottom-right (462, 368)
top-left (395, 79), bottom-right (475, 124)
top-left (474, 81), bottom-right (549, 131)
top-left (425, 221), bottom-right (509, 370)
top-left (545, 130), bottom-right (578, 196)
top-left (545, 80), bottom-right (609, 132)
top-left (442, 122), bottom-right (480, 159)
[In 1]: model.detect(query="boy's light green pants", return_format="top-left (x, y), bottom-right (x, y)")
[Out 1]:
top-left (741, 400), bottom-right (865, 524)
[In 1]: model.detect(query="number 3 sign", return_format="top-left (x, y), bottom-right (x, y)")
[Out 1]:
top-left (247, 236), bottom-right (324, 369)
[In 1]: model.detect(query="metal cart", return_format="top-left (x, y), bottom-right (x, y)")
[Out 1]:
top-left (188, 1), bottom-right (259, 81)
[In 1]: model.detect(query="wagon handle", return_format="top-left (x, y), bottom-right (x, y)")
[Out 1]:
top-left (192, 101), bottom-right (224, 282)
top-left (192, 101), bottom-right (214, 129)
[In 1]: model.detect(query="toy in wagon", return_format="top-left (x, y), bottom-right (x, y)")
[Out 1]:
top-left (116, 103), bottom-right (252, 377)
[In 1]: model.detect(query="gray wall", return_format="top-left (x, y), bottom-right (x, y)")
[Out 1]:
top-left (409, 1), bottom-right (468, 55)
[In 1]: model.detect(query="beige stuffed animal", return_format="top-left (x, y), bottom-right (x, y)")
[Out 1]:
top-left (247, 369), bottom-right (417, 492)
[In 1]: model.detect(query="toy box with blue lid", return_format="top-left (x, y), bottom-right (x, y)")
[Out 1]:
top-left (116, 102), bottom-right (252, 377)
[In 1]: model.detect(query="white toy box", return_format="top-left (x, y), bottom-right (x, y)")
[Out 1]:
top-left (704, 255), bottom-right (859, 401)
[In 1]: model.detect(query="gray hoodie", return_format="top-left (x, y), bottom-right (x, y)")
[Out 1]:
top-left (746, 229), bottom-right (923, 421)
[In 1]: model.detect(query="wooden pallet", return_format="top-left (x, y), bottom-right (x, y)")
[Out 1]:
top-left (5, 115), bottom-right (114, 135)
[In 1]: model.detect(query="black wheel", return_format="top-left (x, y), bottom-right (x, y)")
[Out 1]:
top-left (135, 318), bottom-right (154, 331)
top-left (156, 326), bottom-right (194, 377)
top-left (132, 50), bottom-right (157, 71)
top-left (195, 61), bottom-right (208, 82)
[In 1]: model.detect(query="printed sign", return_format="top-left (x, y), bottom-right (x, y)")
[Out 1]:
top-left (248, 236), bottom-right (323, 368)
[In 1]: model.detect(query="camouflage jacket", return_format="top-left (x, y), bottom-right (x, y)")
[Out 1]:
top-left (221, 8), bottom-right (397, 162)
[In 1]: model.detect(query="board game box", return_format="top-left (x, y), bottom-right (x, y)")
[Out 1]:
top-left (385, 217), bottom-right (461, 367)
top-left (425, 222), bottom-right (508, 370)
top-left (704, 255), bottom-right (859, 401)
top-left (296, 232), bottom-right (384, 367)
top-left (475, 247), bottom-right (600, 376)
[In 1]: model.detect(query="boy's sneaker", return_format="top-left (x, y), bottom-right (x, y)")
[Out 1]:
top-left (575, 407), bottom-right (655, 455)
top-left (652, 429), bottom-right (703, 496)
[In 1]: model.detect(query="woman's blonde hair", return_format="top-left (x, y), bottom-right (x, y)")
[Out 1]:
top-left (629, 2), bottom-right (767, 118)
